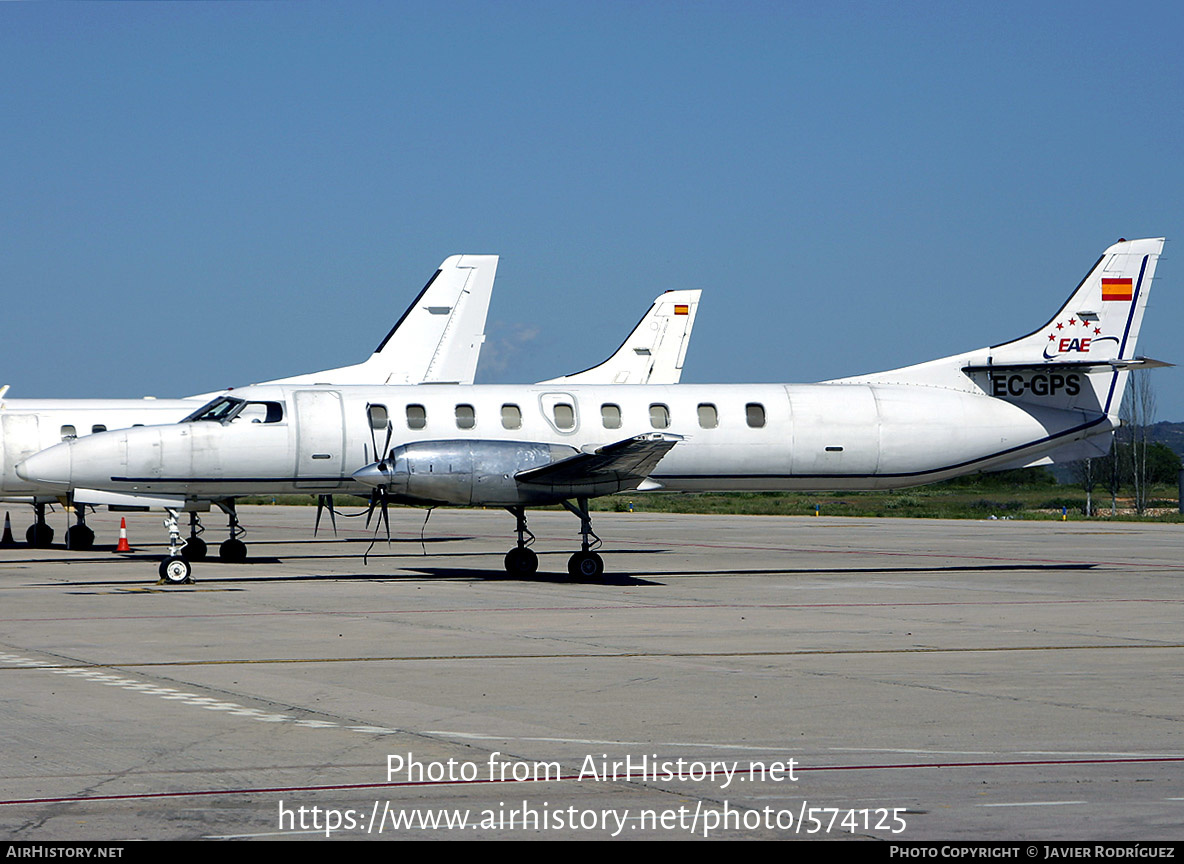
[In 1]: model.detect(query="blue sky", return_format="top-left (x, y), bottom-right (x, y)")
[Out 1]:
top-left (3, 2), bottom-right (1183, 417)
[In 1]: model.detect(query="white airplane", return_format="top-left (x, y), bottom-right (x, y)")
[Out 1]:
top-left (0, 254), bottom-right (500, 552)
top-left (18, 238), bottom-right (1164, 585)
top-left (1, 279), bottom-right (701, 559)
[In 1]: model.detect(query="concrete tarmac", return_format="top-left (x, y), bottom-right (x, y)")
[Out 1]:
top-left (0, 505), bottom-right (1180, 841)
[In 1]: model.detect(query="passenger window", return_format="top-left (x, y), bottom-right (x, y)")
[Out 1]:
top-left (649, 404), bottom-right (670, 429)
top-left (456, 404), bottom-right (476, 429)
top-left (406, 404), bottom-right (427, 430)
top-left (553, 402), bottom-right (575, 430)
top-left (697, 403), bottom-right (718, 429)
top-left (746, 403), bottom-right (766, 428)
top-left (91, 424), bottom-right (107, 434)
top-left (60, 425), bottom-right (77, 441)
top-left (501, 404), bottom-right (522, 430)
top-left (601, 403), bottom-right (622, 429)
top-left (368, 404), bottom-right (388, 429)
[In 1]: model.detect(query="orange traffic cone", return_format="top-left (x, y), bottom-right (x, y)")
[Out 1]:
top-left (0, 512), bottom-right (15, 548)
top-left (115, 518), bottom-right (131, 552)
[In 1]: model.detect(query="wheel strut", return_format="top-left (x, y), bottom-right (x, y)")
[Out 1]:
top-left (562, 497), bottom-right (605, 580)
top-left (65, 503), bottom-right (95, 551)
top-left (503, 506), bottom-right (538, 576)
top-left (158, 507), bottom-right (193, 585)
top-left (216, 500), bottom-right (247, 562)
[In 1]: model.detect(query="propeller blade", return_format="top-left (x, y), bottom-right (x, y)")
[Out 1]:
top-left (381, 420), bottom-right (393, 467)
top-left (366, 403), bottom-right (380, 465)
top-left (314, 494), bottom-right (338, 538)
top-left (365, 489), bottom-right (378, 529)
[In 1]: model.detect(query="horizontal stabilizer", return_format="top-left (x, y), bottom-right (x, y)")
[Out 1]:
top-left (962, 356), bottom-right (1174, 374)
top-left (516, 433), bottom-right (680, 489)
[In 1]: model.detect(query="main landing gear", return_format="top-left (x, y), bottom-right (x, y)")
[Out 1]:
top-left (65, 504), bottom-right (95, 551)
top-left (501, 498), bottom-right (604, 580)
top-left (562, 497), bottom-right (604, 580)
top-left (503, 506), bottom-right (538, 577)
top-left (26, 503), bottom-right (54, 548)
top-left (217, 501), bottom-right (247, 563)
top-left (180, 512), bottom-right (207, 561)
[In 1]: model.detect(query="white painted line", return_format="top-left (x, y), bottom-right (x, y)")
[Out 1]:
top-left (977, 801), bottom-right (1087, 807)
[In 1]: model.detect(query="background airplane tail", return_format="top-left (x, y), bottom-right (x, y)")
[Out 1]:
top-left (259, 254), bottom-right (497, 387)
top-left (540, 289), bottom-right (701, 385)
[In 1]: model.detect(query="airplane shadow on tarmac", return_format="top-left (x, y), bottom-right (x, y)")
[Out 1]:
top-left (36, 557), bottom-right (1097, 590)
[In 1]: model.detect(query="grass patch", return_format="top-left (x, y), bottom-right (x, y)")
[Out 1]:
top-left (236, 485), bottom-right (1184, 522)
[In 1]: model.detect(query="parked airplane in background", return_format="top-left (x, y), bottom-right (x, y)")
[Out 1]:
top-left (0, 254), bottom-right (499, 551)
top-left (1, 277), bottom-right (700, 560)
top-left (21, 238), bottom-right (1164, 585)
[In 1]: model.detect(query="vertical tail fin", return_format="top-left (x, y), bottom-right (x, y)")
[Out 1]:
top-left (258, 254), bottom-right (497, 387)
top-left (981, 237), bottom-right (1165, 415)
top-left (840, 238), bottom-right (1167, 420)
top-left (540, 289), bottom-right (701, 385)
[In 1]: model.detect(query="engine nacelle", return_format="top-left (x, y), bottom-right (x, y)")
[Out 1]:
top-left (377, 440), bottom-right (580, 506)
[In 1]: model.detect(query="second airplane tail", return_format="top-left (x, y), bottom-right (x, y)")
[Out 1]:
top-left (540, 289), bottom-right (701, 385)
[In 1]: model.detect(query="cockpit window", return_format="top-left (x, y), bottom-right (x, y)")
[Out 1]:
top-left (184, 396), bottom-right (244, 423)
top-left (183, 396), bottom-right (284, 424)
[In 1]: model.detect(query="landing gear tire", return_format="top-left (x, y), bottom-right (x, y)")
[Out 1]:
top-left (65, 525), bottom-right (95, 551)
top-left (504, 547), bottom-right (539, 577)
top-left (568, 551), bottom-right (604, 580)
top-left (181, 537), bottom-right (208, 561)
top-left (26, 524), bottom-right (54, 547)
top-left (219, 538), bottom-right (247, 563)
top-left (158, 556), bottom-right (193, 585)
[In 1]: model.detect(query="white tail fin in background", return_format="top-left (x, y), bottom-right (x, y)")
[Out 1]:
top-left (540, 289), bottom-right (701, 385)
top-left (257, 254), bottom-right (497, 387)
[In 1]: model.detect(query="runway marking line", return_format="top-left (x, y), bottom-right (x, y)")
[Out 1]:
top-left (2, 642), bottom-right (1182, 671)
top-left (0, 596), bottom-right (1180, 625)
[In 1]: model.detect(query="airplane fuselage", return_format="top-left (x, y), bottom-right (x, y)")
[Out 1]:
top-left (16, 381), bottom-right (1114, 503)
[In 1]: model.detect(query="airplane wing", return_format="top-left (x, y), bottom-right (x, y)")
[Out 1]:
top-left (539, 289), bottom-right (700, 385)
top-left (515, 433), bottom-right (680, 495)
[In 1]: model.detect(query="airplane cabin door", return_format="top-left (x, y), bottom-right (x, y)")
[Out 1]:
top-left (293, 390), bottom-right (345, 489)
top-left (0, 414), bottom-right (39, 489)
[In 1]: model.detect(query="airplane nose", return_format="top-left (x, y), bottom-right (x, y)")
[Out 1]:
top-left (16, 442), bottom-right (73, 486)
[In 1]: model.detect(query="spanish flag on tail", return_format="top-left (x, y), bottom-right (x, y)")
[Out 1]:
top-left (1101, 277), bottom-right (1133, 301)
